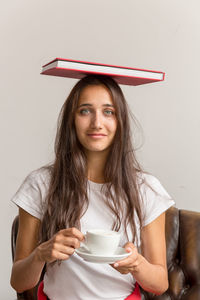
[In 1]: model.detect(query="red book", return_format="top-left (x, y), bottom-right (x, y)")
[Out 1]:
top-left (41, 58), bottom-right (165, 86)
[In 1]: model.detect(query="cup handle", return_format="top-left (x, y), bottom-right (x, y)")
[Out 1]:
top-left (80, 241), bottom-right (90, 252)
top-left (80, 234), bottom-right (90, 251)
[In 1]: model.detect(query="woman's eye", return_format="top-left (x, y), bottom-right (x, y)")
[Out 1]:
top-left (104, 110), bottom-right (114, 115)
top-left (80, 109), bottom-right (90, 115)
top-left (79, 109), bottom-right (115, 116)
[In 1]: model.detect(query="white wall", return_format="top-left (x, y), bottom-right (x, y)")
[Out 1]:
top-left (1, 0), bottom-right (200, 298)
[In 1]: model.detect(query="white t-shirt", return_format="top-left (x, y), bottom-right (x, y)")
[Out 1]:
top-left (11, 168), bottom-right (175, 300)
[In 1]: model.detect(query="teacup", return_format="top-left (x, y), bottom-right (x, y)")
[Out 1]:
top-left (81, 229), bottom-right (120, 255)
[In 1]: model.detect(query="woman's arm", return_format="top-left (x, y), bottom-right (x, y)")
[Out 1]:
top-left (10, 208), bottom-right (45, 293)
top-left (10, 208), bottom-right (84, 293)
top-left (137, 212), bottom-right (168, 294)
top-left (112, 212), bottom-right (168, 295)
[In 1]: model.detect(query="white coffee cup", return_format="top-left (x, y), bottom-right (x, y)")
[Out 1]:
top-left (81, 229), bottom-right (121, 255)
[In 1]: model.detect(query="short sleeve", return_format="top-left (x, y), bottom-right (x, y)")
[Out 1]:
top-left (11, 168), bottom-right (50, 219)
top-left (139, 174), bottom-right (175, 227)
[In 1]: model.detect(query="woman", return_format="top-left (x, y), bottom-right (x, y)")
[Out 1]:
top-left (10, 75), bottom-right (175, 300)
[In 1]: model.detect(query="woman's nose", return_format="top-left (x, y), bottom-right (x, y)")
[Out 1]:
top-left (91, 112), bottom-right (102, 129)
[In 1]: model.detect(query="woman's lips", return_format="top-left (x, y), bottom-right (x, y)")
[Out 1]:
top-left (87, 134), bottom-right (106, 138)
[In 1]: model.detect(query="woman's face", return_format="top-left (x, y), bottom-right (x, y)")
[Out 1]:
top-left (75, 84), bottom-right (117, 156)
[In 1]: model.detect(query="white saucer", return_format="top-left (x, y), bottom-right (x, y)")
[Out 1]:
top-left (75, 247), bottom-right (131, 264)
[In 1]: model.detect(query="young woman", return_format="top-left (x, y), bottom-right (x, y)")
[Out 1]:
top-left (10, 75), bottom-right (175, 300)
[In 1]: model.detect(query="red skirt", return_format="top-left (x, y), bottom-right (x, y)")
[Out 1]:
top-left (37, 281), bottom-right (141, 300)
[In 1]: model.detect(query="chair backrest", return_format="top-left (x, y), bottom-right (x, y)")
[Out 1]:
top-left (141, 206), bottom-right (200, 299)
top-left (11, 216), bottom-right (19, 262)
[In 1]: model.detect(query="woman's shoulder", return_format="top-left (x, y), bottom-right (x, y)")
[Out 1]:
top-left (136, 171), bottom-right (175, 228)
top-left (136, 171), bottom-right (160, 187)
top-left (24, 166), bottom-right (52, 187)
top-left (11, 166), bottom-right (52, 219)
top-left (136, 171), bottom-right (173, 199)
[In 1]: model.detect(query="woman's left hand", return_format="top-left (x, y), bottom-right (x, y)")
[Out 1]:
top-left (111, 242), bottom-right (144, 275)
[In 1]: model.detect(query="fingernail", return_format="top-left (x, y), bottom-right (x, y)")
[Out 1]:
top-left (114, 263), bottom-right (119, 267)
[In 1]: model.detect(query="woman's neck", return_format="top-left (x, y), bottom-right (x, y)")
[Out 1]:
top-left (86, 151), bottom-right (108, 183)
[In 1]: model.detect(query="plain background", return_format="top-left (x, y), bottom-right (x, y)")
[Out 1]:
top-left (1, 0), bottom-right (200, 298)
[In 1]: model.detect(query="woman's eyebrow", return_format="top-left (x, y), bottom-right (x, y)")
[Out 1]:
top-left (77, 103), bottom-right (114, 108)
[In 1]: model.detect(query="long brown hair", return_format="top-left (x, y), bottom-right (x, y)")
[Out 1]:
top-left (40, 75), bottom-right (145, 244)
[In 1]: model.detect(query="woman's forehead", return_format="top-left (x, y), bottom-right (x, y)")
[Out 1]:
top-left (78, 84), bottom-right (114, 105)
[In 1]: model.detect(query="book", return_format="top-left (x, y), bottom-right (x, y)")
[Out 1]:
top-left (41, 58), bottom-right (165, 86)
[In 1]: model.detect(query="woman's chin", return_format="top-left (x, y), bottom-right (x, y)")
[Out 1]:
top-left (84, 146), bottom-right (110, 154)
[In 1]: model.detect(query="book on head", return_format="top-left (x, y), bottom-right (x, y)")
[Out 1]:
top-left (41, 58), bottom-right (165, 86)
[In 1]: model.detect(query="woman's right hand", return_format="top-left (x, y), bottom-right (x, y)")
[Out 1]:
top-left (36, 227), bottom-right (84, 263)
top-left (11, 210), bottom-right (85, 293)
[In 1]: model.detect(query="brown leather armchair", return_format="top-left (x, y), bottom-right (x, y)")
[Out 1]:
top-left (141, 207), bottom-right (200, 299)
top-left (11, 206), bottom-right (200, 300)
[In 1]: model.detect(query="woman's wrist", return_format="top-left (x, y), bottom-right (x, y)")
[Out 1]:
top-left (34, 244), bottom-right (46, 264)
top-left (131, 253), bottom-right (146, 274)
top-left (130, 255), bottom-right (168, 294)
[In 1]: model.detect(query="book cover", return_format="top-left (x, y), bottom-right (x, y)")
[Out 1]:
top-left (41, 58), bottom-right (165, 86)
